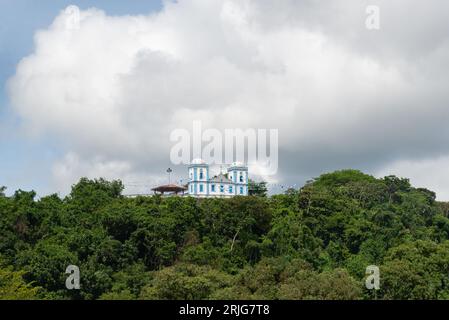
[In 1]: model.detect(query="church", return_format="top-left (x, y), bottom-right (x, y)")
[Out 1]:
top-left (187, 159), bottom-right (248, 197)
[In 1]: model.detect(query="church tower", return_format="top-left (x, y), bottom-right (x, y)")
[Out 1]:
top-left (188, 158), bottom-right (209, 197)
top-left (227, 162), bottom-right (248, 196)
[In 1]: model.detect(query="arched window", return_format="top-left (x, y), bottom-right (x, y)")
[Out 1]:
top-left (199, 169), bottom-right (204, 180)
top-left (239, 174), bottom-right (244, 182)
top-left (220, 185), bottom-right (224, 193)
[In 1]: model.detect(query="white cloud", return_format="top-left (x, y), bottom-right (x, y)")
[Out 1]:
top-left (7, 0), bottom-right (449, 197)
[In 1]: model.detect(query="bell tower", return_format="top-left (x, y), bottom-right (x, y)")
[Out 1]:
top-left (227, 162), bottom-right (248, 196)
top-left (188, 158), bottom-right (209, 197)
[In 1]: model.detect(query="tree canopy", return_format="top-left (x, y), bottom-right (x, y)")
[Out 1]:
top-left (0, 170), bottom-right (448, 299)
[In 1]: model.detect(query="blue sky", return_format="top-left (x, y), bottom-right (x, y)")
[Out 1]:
top-left (0, 0), bottom-right (163, 195)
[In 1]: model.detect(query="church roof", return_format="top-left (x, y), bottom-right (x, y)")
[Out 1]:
top-left (209, 173), bottom-right (232, 183)
top-left (151, 184), bottom-right (187, 193)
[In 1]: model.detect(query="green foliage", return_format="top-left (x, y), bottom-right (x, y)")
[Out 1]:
top-left (248, 180), bottom-right (268, 197)
top-left (278, 268), bottom-right (362, 300)
top-left (0, 258), bottom-right (40, 300)
top-left (379, 240), bottom-right (449, 299)
top-left (0, 186), bottom-right (6, 197)
top-left (16, 241), bottom-right (78, 295)
top-left (0, 172), bottom-right (448, 300)
top-left (139, 264), bottom-right (233, 300)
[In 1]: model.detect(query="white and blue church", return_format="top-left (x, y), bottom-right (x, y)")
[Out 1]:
top-left (187, 159), bottom-right (248, 197)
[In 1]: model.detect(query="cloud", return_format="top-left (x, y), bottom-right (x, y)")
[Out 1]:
top-left (7, 0), bottom-right (449, 198)
top-left (52, 152), bottom-right (166, 195)
top-left (376, 156), bottom-right (449, 200)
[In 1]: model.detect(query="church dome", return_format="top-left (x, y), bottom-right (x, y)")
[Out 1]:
top-left (191, 158), bottom-right (206, 165)
top-left (230, 161), bottom-right (244, 167)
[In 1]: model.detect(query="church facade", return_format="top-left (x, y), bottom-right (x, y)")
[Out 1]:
top-left (187, 159), bottom-right (248, 197)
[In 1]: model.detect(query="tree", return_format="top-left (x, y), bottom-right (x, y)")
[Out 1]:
top-left (248, 179), bottom-right (268, 197)
top-left (379, 241), bottom-right (449, 299)
top-left (0, 258), bottom-right (39, 300)
top-left (0, 186), bottom-right (6, 197)
top-left (66, 178), bottom-right (124, 216)
top-left (0, 171), bottom-right (448, 300)
top-left (266, 210), bottom-right (322, 266)
top-left (383, 175), bottom-right (411, 203)
top-left (15, 241), bottom-right (78, 295)
top-left (278, 268), bottom-right (362, 300)
top-left (139, 264), bottom-right (233, 300)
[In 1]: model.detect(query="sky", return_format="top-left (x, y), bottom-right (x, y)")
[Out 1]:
top-left (0, 0), bottom-right (163, 195)
top-left (2, 0), bottom-right (449, 199)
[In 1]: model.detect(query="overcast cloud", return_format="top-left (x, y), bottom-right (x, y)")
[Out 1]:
top-left (7, 0), bottom-right (449, 198)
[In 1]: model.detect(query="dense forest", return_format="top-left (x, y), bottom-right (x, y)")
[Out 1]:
top-left (1, 170), bottom-right (449, 300)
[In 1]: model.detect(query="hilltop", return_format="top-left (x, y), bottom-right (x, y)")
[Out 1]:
top-left (1, 169), bottom-right (449, 300)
